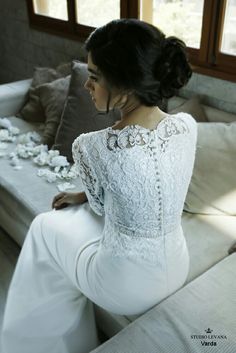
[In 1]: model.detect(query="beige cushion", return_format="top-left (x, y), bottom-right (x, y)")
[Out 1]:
top-left (91, 254), bottom-right (236, 353)
top-left (53, 61), bottom-right (120, 162)
top-left (36, 76), bottom-right (71, 148)
top-left (18, 63), bottom-right (71, 123)
top-left (169, 96), bottom-right (208, 122)
top-left (203, 104), bottom-right (236, 123)
top-left (184, 122), bottom-right (236, 215)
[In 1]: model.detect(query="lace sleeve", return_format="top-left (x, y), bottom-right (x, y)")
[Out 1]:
top-left (72, 135), bottom-right (104, 216)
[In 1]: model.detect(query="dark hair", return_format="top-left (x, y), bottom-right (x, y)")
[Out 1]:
top-left (85, 19), bottom-right (192, 108)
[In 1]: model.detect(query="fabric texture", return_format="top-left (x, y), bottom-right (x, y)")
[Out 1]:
top-left (170, 96), bottom-right (208, 122)
top-left (184, 121), bottom-right (236, 215)
top-left (18, 63), bottom-right (71, 123)
top-left (90, 254), bottom-right (236, 353)
top-left (72, 112), bottom-right (197, 266)
top-left (36, 75), bottom-right (71, 147)
top-left (53, 61), bottom-right (121, 162)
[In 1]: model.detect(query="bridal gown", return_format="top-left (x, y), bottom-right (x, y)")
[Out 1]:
top-left (1, 113), bottom-right (197, 353)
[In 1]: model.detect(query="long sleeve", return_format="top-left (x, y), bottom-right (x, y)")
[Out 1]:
top-left (72, 135), bottom-right (104, 216)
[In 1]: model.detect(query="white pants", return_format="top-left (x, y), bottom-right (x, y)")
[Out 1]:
top-left (1, 202), bottom-right (189, 353)
top-left (1, 203), bottom-right (105, 353)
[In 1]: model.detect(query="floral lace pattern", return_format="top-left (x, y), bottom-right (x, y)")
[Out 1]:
top-left (107, 125), bottom-right (151, 150)
top-left (106, 116), bottom-right (190, 152)
top-left (72, 137), bottom-right (104, 216)
top-left (72, 114), bottom-right (197, 264)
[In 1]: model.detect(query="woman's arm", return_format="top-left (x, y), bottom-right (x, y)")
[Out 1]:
top-left (52, 191), bottom-right (88, 210)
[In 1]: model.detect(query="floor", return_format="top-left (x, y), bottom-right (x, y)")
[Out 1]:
top-left (0, 226), bottom-right (20, 337)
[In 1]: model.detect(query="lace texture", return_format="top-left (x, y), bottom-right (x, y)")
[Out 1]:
top-left (72, 113), bottom-right (197, 265)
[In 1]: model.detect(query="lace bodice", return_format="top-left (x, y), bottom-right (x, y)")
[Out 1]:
top-left (72, 113), bottom-right (197, 264)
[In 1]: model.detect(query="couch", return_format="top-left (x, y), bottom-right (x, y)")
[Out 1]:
top-left (0, 75), bottom-right (236, 353)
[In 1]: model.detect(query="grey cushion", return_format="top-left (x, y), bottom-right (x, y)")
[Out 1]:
top-left (37, 76), bottom-right (71, 148)
top-left (18, 63), bottom-right (71, 123)
top-left (53, 61), bottom-right (121, 162)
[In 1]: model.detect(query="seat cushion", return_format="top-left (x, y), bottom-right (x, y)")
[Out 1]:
top-left (91, 254), bottom-right (236, 353)
top-left (0, 117), bottom-right (84, 246)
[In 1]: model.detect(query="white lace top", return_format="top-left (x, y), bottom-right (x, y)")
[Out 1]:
top-left (72, 113), bottom-right (197, 264)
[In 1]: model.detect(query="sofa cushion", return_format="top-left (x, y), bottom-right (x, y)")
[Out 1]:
top-left (18, 63), bottom-right (71, 123)
top-left (184, 122), bottom-right (236, 215)
top-left (204, 104), bottom-right (236, 123)
top-left (169, 96), bottom-right (208, 122)
top-left (53, 61), bottom-right (121, 162)
top-left (0, 79), bottom-right (32, 117)
top-left (0, 117), bottom-right (84, 246)
top-left (91, 254), bottom-right (236, 353)
top-left (36, 76), bottom-right (71, 148)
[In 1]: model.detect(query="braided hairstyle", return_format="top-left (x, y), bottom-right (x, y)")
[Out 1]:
top-left (85, 19), bottom-right (192, 108)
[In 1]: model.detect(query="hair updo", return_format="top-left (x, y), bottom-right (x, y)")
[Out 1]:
top-left (85, 19), bottom-right (192, 107)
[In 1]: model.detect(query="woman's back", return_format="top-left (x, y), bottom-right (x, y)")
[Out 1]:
top-left (72, 112), bottom-right (197, 265)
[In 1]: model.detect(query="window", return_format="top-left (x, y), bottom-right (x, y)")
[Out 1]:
top-left (27, 0), bottom-right (138, 40)
top-left (27, 0), bottom-right (236, 82)
top-left (138, 0), bottom-right (236, 82)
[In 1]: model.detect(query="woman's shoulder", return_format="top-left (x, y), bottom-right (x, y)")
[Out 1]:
top-left (168, 112), bottom-right (197, 126)
top-left (164, 112), bottom-right (197, 135)
top-left (73, 128), bottom-right (108, 148)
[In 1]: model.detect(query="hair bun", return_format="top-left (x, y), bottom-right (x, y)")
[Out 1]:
top-left (155, 36), bottom-right (192, 98)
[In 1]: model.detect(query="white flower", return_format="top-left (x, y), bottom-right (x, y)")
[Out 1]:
top-left (37, 168), bottom-right (57, 183)
top-left (50, 155), bottom-right (69, 168)
top-left (0, 118), bottom-right (12, 129)
top-left (30, 131), bottom-right (42, 143)
top-left (9, 126), bottom-right (20, 135)
top-left (33, 152), bottom-right (49, 166)
top-left (48, 150), bottom-right (60, 158)
top-left (3, 120), bottom-right (79, 185)
top-left (57, 182), bottom-right (76, 192)
top-left (0, 130), bottom-right (10, 141)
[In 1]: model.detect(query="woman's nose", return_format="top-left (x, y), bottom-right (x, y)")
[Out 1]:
top-left (84, 78), bottom-right (92, 90)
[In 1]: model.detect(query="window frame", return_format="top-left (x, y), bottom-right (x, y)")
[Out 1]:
top-left (27, 0), bottom-right (236, 82)
top-left (187, 0), bottom-right (236, 82)
top-left (26, 0), bottom-right (138, 40)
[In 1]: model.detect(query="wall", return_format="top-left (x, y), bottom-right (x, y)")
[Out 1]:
top-left (0, 0), bottom-right (235, 114)
top-left (0, 0), bottom-right (85, 83)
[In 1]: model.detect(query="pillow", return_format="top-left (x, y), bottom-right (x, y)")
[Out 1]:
top-left (36, 75), bottom-right (71, 148)
top-left (18, 63), bottom-right (71, 123)
top-left (53, 61), bottom-right (121, 162)
top-left (184, 122), bottom-right (236, 215)
top-left (169, 96), bottom-right (208, 122)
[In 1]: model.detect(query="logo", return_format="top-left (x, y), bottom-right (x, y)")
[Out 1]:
top-left (191, 328), bottom-right (227, 347)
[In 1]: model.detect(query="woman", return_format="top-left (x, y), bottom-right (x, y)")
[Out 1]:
top-left (1, 19), bottom-right (197, 353)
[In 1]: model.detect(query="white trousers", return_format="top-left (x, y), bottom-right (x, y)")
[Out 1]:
top-left (1, 203), bottom-right (105, 353)
top-left (1, 202), bottom-right (189, 353)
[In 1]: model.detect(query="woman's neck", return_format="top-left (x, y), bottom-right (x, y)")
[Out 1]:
top-left (116, 100), bottom-right (167, 129)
